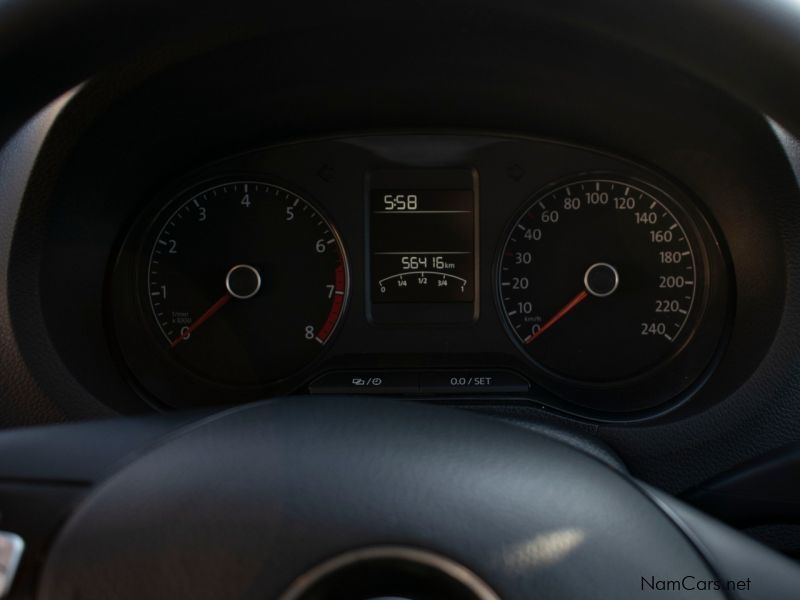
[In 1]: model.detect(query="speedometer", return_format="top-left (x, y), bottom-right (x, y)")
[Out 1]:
top-left (498, 175), bottom-right (708, 384)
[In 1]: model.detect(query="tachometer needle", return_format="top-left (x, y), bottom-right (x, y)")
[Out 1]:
top-left (524, 289), bottom-right (589, 344)
top-left (170, 294), bottom-right (231, 349)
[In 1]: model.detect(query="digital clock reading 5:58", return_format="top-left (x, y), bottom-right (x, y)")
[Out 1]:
top-left (370, 189), bottom-right (475, 303)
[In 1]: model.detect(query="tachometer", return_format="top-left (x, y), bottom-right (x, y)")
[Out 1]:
top-left (498, 176), bottom-right (707, 384)
top-left (142, 179), bottom-right (348, 386)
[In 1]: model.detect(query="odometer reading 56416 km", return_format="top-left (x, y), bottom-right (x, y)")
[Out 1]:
top-left (145, 180), bottom-right (348, 387)
top-left (370, 189), bottom-right (475, 303)
top-left (498, 176), bottom-right (706, 384)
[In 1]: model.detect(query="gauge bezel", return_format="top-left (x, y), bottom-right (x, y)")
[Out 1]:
top-left (494, 171), bottom-right (728, 415)
top-left (111, 173), bottom-right (351, 408)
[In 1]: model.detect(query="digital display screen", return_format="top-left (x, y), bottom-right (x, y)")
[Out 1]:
top-left (370, 189), bottom-right (475, 303)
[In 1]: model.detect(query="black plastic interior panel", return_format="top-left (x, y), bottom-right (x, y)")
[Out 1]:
top-left (683, 443), bottom-right (800, 527)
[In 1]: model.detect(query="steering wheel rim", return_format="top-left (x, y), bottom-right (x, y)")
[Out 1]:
top-left (32, 397), bottom-right (726, 599)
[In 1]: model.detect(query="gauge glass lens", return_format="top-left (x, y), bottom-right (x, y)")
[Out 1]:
top-left (145, 181), bottom-right (348, 386)
top-left (498, 177), bottom-right (704, 383)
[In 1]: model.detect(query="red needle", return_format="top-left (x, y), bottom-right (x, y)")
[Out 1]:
top-left (170, 294), bottom-right (231, 349)
top-left (524, 289), bottom-right (589, 345)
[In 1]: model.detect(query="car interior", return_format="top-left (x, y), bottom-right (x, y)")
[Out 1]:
top-left (2, 0), bottom-right (800, 598)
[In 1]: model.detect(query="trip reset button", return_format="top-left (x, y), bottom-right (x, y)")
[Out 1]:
top-left (419, 371), bottom-right (529, 394)
top-left (309, 371), bottom-right (529, 395)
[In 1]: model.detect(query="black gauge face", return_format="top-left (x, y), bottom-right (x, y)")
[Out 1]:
top-left (144, 180), bottom-right (348, 386)
top-left (498, 177), bottom-right (706, 384)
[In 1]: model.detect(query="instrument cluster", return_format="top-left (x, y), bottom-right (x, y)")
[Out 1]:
top-left (110, 134), bottom-right (730, 419)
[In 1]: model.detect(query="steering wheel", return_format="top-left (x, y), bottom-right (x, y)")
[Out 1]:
top-left (2, 1), bottom-right (800, 598)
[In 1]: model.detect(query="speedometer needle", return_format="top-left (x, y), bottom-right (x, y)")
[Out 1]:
top-left (170, 293), bottom-right (231, 349)
top-left (524, 289), bottom-right (589, 345)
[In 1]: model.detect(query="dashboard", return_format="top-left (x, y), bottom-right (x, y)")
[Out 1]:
top-left (109, 134), bottom-right (730, 419)
top-left (2, 15), bottom-right (800, 558)
top-left (9, 1), bottom-right (800, 595)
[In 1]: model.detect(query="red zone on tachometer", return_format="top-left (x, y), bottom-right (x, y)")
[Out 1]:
top-left (316, 263), bottom-right (347, 343)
